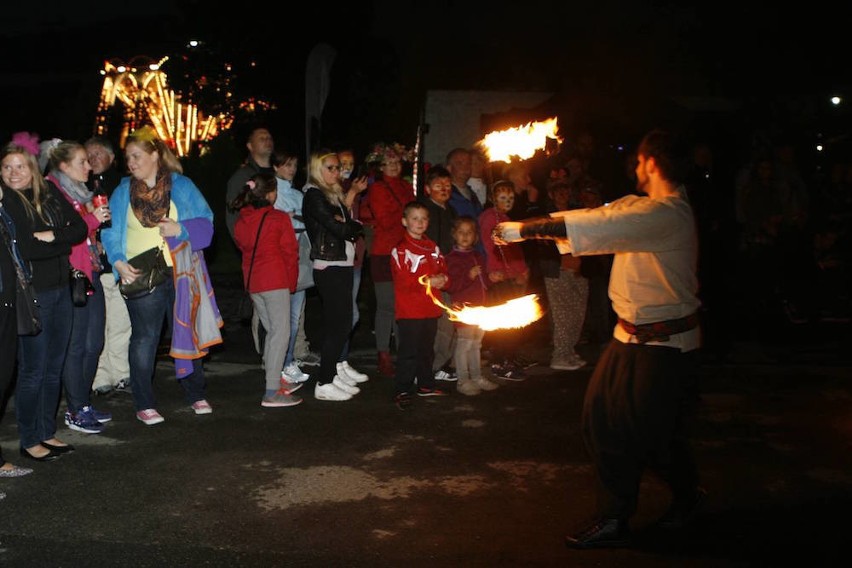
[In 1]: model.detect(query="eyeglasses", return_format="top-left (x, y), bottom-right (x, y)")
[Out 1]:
top-left (325, 165), bottom-right (341, 172)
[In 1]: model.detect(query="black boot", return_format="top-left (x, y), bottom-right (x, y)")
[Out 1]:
top-left (658, 487), bottom-right (707, 530)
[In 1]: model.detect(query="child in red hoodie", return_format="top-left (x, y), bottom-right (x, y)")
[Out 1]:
top-left (390, 201), bottom-right (450, 409)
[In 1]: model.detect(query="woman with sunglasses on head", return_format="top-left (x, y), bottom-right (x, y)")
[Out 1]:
top-left (302, 150), bottom-right (367, 401)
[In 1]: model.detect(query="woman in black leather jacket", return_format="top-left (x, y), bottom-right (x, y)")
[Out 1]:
top-left (302, 149), bottom-right (367, 401)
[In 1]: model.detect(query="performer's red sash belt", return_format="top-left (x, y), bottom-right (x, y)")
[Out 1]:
top-left (618, 312), bottom-right (699, 344)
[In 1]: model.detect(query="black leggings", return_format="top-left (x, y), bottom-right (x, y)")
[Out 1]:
top-left (313, 266), bottom-right (353, 385)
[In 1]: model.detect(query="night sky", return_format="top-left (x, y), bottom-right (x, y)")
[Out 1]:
top-left (0, 1), bottom-right (848, 162)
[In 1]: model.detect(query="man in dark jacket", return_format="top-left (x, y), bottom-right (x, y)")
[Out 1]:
top-left (225, 126), bottom-right (274, 240)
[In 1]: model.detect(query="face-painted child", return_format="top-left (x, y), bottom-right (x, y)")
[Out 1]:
top-left (492, 182), bottom-right (515, 215)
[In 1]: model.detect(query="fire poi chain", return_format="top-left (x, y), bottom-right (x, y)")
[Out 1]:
top-left (418, 275), bottom-right (543, 331)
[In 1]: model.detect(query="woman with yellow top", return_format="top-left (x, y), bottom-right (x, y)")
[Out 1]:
top-left (101, 127), bottom-right (222, 426)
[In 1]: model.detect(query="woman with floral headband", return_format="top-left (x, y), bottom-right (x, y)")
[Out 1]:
top-left (1, 133), bottom-right (87, 461)
top-left (101, 126), bottom-right (222, 426)
top-left (363, 142), bottom-right (416, 377)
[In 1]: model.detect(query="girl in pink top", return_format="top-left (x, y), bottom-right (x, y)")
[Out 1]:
top-left (477, 181), bottom-right (529, 381)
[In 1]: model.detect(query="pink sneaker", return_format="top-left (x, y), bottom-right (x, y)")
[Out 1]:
top-left (136, 409), bottom-right (165, 425)
top-left (191, 400), bottom-right (213, 415)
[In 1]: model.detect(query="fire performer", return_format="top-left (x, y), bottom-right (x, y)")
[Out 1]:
top-left (493, 129), bottom-right (705, 549)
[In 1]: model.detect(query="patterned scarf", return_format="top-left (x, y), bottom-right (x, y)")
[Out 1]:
top-left (130, 170), bottom-right (171, 227)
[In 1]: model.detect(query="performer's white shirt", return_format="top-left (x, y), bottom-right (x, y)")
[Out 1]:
top-left (550, 188), bottom-right (701, 351)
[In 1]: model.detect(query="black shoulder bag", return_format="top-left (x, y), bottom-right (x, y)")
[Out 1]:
top-left (237, 210), bottom-right (270, 322)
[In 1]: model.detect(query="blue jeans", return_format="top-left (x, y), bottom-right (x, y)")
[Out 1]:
top-left (124, 275), bottom-right (206, 411)
top-left (63, 274), bottom-right (105, 413)
top-left (284, 289), bottom-right (306, 366)
top-left (16, 286), bottom-right (72, 448)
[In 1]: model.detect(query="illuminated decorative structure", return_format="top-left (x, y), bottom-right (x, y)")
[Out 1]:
top-left (93, 55), bottom-right (234, 157)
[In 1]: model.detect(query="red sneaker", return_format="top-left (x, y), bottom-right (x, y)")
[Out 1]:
top-left (416, 387), bottom-right (449, 397)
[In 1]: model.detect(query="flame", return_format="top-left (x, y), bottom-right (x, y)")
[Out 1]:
top-left (479, 117), bottom-right (562, 163)
top-left (419, 276), bottom-right (543, 331)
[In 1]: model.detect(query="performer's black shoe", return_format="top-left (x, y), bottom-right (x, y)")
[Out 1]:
top-left (564, 518), bottom-right (630, 549)
top-left (657, 487), bottom-right (707, 530)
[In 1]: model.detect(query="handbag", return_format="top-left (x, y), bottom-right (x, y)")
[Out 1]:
top-left (295, 230), bottom-right (314, 291)
top-left (119, 244), bottom-right (169, 300)
top-left (70, 268), bottom-right (94, 307)
top-left (15, 279), bottom-right (41, 336)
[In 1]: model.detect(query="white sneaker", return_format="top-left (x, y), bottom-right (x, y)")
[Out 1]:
top-left (473, 377), bottom-right (499, 391)
top-left (314, 381), bottom-right (352, 401)
top-left (282, 362), bottom-right (310, 383)
top-left (456, 380), bottom-right (482, 396)
top-left (434, 369), bottom-right (458, 382)
top-left (334, 370), bottom-right (358, 388)
top-left (333, 375), bottom-right (360, 395)
top-left (337, 361), bottom-right (368, 383)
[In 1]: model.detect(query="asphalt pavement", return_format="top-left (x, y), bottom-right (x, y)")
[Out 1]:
top-left (0, 272), bottom-right (850, 567)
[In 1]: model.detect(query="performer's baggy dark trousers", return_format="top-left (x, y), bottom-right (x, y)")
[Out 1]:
top-left (581, 340), bottom-right (700, 519)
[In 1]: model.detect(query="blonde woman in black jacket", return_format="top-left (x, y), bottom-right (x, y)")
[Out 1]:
top-left (302, 149), bottom-right (368, 401)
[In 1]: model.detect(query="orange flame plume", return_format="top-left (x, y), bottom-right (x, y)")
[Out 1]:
top-left (479, 117), bottom-right (562, 163)
top-left (419, 276), bottom-right (543, 331)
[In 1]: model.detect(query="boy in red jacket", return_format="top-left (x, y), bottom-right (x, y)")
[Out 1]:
top-left (390, 201), bottom-right (450, 409)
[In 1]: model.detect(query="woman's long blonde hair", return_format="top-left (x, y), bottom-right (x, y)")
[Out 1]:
top-left (307, 149), bottom-right (345, 206)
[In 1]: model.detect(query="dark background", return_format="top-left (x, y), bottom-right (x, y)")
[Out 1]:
top-left (1, 1), bottom-right (849, 267)
top-left (1, 1), bottom-right (849, 150)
